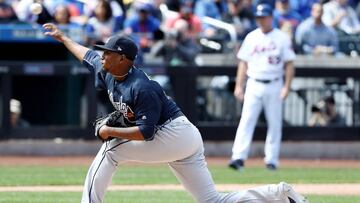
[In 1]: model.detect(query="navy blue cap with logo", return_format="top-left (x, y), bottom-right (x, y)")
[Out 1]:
top-left (94, 35), bottom-right (138, 61)
top-left (255, 3), bottom-right (273, 17)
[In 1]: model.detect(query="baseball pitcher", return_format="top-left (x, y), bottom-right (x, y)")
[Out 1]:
top-left (43, 22), bottom-right (307, 203)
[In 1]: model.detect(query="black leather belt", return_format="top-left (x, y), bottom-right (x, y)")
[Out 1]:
top-left (253, 77), bottom-right (279, 84)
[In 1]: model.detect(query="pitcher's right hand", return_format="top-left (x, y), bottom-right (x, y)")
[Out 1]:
top-left (43, 23), bottom-right (66, 43)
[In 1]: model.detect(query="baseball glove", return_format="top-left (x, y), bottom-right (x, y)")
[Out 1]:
top-left (94, 111), bottom-right (132, 141)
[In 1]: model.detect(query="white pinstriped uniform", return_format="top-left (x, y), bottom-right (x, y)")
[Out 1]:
top-left (231, 28), bottom-right (296, 166)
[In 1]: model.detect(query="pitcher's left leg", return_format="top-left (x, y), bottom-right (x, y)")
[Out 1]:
top-left (167, 129), bottom-right (293, 203)
top-left (221, 182), bottom-right (301, 203)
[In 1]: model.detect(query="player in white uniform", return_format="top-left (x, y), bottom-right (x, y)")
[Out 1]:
top-left (229, 3), bottom-right (295, 171)
top-left (43, 22), bottom-right (307, 203)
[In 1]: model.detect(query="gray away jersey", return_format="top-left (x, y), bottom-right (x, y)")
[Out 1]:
top-left (83, 50), bottom-right (181, 140)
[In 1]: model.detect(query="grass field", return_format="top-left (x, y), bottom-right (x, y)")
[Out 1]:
top-left (0, 165), bottom-right (360, 185)
top-left (1, 192), bottom-right (360, 203)
top-left (0, 158), bottom-right (359, 202)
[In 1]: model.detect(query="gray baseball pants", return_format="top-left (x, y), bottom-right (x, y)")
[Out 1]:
top-left (81, 116), bottom-right (291, 203)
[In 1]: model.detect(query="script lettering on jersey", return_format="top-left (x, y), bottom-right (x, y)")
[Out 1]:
top-left (250, 42), bottom-right (276, 56)
top-left (118, 96), bottom-right (134, 119)
top-left (108, 91), bottom-right (135, 121)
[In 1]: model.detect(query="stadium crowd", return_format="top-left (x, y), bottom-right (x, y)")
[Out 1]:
top-left (1, 0), bottom-right (356, 128)
top-left (1, 0), bottom-right (360, 64)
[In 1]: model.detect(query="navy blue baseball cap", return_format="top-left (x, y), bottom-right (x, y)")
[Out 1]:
top-left (255, 4), bottom-right (273, 17)
top-left (94, 35), bottom-right (138, 61)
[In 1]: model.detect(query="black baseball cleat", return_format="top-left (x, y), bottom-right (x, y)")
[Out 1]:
top-left (266, 163), bottom-right (277, 170)
top-left (288, 197), bottom-right (296, 203)
top-left (228, 159), bottom-right (244, 171)
top-left (280, 182), bottom-right (310, 203)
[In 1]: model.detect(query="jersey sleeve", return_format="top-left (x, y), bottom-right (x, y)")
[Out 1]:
top-left (237, 36), bottom-right (250, 61)
top-left (282, 34), bottom-right (296, 62)
top-left (82, 50), bottom-right (107, 90)
top-left (133, 90), bottom-right (162, 141)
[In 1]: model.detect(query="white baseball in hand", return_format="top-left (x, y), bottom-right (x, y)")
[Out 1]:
top-left (30, 3), bottom-right (43, 15)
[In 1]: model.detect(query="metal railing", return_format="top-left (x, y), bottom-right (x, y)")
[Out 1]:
top-left (1, 56), bottom-right (360, 141)
top-left (159, 4), bottom-right (238, 52)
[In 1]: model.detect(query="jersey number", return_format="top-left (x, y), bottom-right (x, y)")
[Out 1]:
top-left (268, 55), bottom-right (281, 65)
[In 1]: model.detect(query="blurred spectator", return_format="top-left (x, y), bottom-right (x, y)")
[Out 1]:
top-left (10, 99), bottom-right (30, 128)
top-left (295, 3), bottom-right (338, 55)
top-left (348, 0), bottom-right (360, 8)
top-left (223, 0), bottom-right (257, 40)
top-left (165, 0), bottom-right (202, 38)
top-left (289, 0), bottom-right (319, 19)
top-left (14, 0), bottom-right (54, 24)
top-left (254, 0), bottom-right (317, 20)
top-left (322, 0), bottom-right (360, 34)
top-left (356, 2), bottom-right (360, 19)
top-left (12, 0), bottom-right (34, 22)
top-left (52, 0), bottom-right (88, 25)
top-left (51, 0), bottom-right (124, 26)
top-left (48, 0), bottom-right (84, 14)
top-left (53, 4), bottom-right (80, 26)
top-left (83, 0), bottom-right (125, 18)
top-left (0, 0), bottom-right (18, 23)
top-left (253, 0), bottom-right (275, 8)
top-left (124, 1), bottom-right (161, 53)
top-left (308, 96), bottom-right (346, 126)
top-left (85, 0), bottom-right (124, 46)
top-left (165, 0), bottom-right (182, 11)
top-left (150, 0), bottom-right (164, 21)
top-left (151, 18), bottom-right (201, 66)
top-left (273, 0), bottom-right (302, 40)
top-left (194, 0), bottom-right (228, 37)
top-left (32, 0), bottom-right (54, 24)
top-left (61, 0), bottom-right (84, 16)
top-left (194, 0), bottom-right (228, 19)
